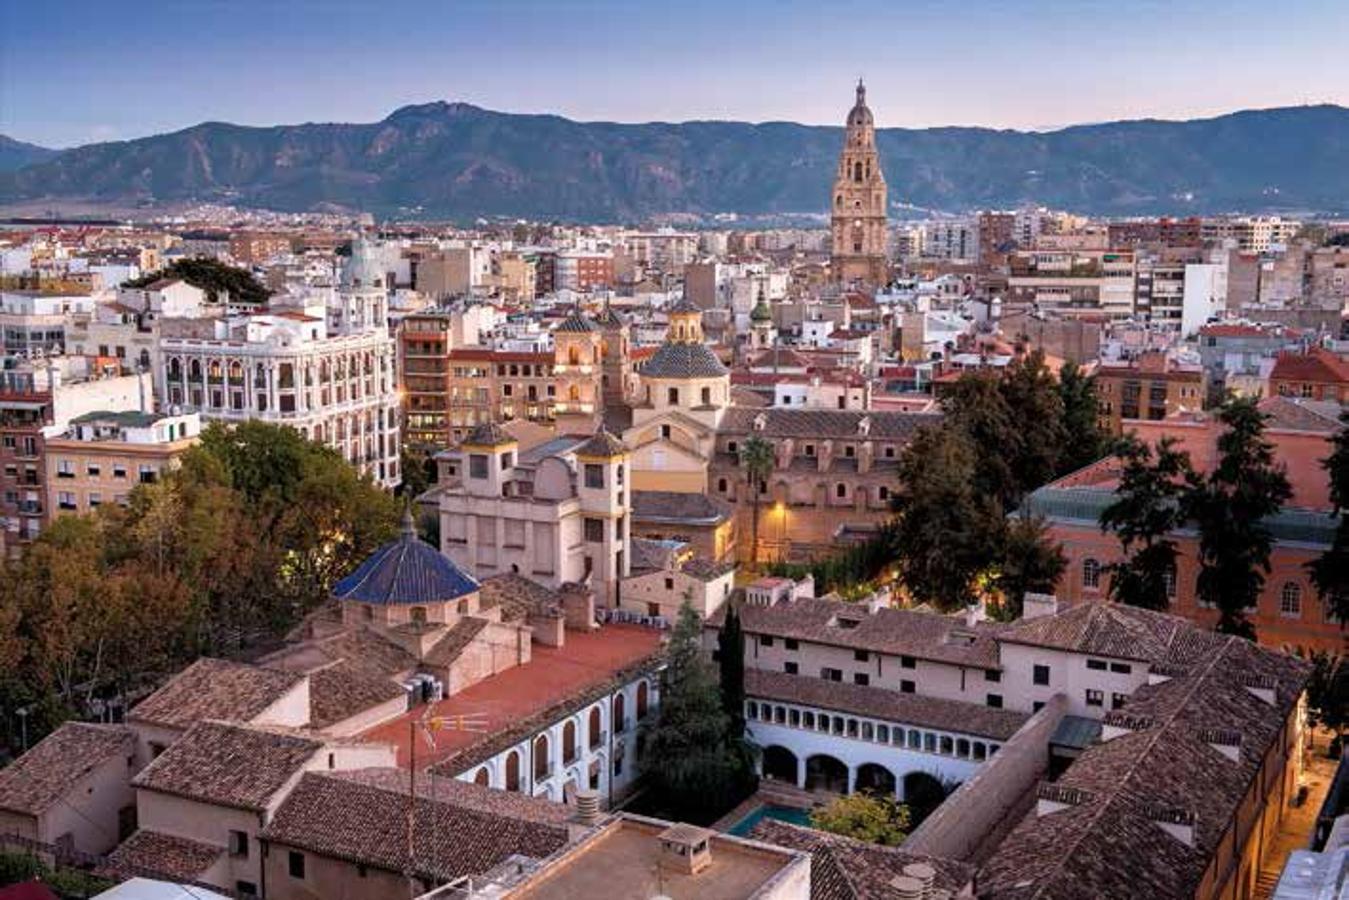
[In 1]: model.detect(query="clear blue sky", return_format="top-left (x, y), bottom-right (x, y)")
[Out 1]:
top-left (3, 0), bottom-right (1346, 148)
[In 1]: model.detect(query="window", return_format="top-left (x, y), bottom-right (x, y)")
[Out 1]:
top-left (667, 387), bottom-right (679, 405)
top-left (853, 673), bottom-right (870, 686)
top-left (901, 655), bottom-right (916, 669)
top-left (1109, 662), bottom-right (1132, 674)
top-left (987, 694), bottom-right (1003, 709)
top-left (717, 477), bottom-right (728, 492)
top-left (1280, 582), bottom-right (1302, 617)
top-left (664, 577), bottom-right (674, 591)
top-left (1111, 693), bottom-right (1128, 710)
top-left (784, 661), bottom-right (799, 675)
top-left (821, 667), bottom-right (843, 682)
top-left (900, 680), bottom-right (915, 693)
top-left (86, 463), bottom-right (100, 477)
top-left (661, 424), bottom-right (672, 439)
top-left (288, 851), bottom-right (306, 879)
top-left (236, 882), bottom-right (258, 896)
top-left (784, 638), bottom-right (798, 650)
top-left (112, 465), bottom-right (127, 479)
top-left (56, 460), bottom-right (74, 478)
top-left (805, 444), bottom-right (815, 457)
top-left (230, 831), bottom-right (249, 858)
top-left (1082, 558), bottom-right (1102, 589)
top-left (854, 650), bottom-right (869, 662)
top-left (760, 635), bottom-right (774, 647)
top-left (985, 669), bottom-right (1001, 683)
top-left (468, 454), bottom-right (488, 479)
top-left (1086, 659), bottom-right (1107, 671)
top-left (835, 483), bottom-right (847, 499)
top-left (584, 464), bottom-right (604, 489)
top-left (1032, 701), bottom-right (1046, 713)
top-left (803, 711), bottom-right (816, 729)
top-left (1085, 689), bottom-right (1104, 708)
top-left (727, 441), bottom-right (738, 455)
top-left (583, 518), bottom-right (604, 542)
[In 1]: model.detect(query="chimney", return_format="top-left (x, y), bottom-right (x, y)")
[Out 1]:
top-left (963, 601), bottom-right (986, 628)
top-left (658, 824), bottom-right (713, 876)
top-left (571, 790), bottom-right (601, 826)
top-left (1021, 592), bottom-right (1058, 620)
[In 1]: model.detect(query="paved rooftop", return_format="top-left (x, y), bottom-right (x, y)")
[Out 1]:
top-left (361, 624), bottom-right (663, 770)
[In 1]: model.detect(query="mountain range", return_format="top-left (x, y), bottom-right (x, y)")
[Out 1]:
top-left (3, 102), bottom-right (1347, 220)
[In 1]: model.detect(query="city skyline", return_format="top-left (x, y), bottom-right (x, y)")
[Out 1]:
top-left (3, 0), bottom-right (1348, 148)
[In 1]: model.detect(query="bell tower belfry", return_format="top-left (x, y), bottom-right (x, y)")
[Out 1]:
top-left (830, 79), bottom-right (889, 286)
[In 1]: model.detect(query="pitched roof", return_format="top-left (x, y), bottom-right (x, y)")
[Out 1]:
top-left (307, 664), bottom-right (406, 730)
top-left (995, 603), bottom-right (1183, 663)
top-left (329, 767), bottom-right (570, 825)
top-left (681, 557), bottom-right (737, 582)
top-left (332, 523), bottom-right (480, 606)
top-left (1269, 347), bottom-right (1349, 383)
top-left (639, 341), bottom-right (729, 379)
top-left (260, 772), bottom-right (568, 883)
top-left (424, 617), bottom-right (491, 667)
top-left (132, 721), bottom-right (320, 812)
top-left (713, 597), bottom-right (1003, 669)
top-left (745, 668), bottom-right (1028, 741)
top-left (0, 723), bottom-right (133, 816)
top-left (748, 819), bottom-right (974, 900)
top-left (101, 830), bottom-right (224, 884)
top-left (129, 657), bottom-right (304, 730)
top-left (629, 536), bottom-right (683, 573)
top-left (462, 421), bottom-right (516, 447)
top-left (575, 428), bottom-right (628, 458)
top-left (478, 574), bottom-right (564, 622)
top-left (631, 489), bottom-right (732, 525)
top-left (717, 407), bottom-right (938, 440)
top-left (978, 632), bottom-right (1311, 900)
top-left (1258, 395), bottom-right (1346, 433)
top-left (554, 312), bottom-right (597, 333)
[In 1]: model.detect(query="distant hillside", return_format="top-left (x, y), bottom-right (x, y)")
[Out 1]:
top-left (2, 103), bottom-right (1347, 219)
top-left (0, 135), bottom-right (58, 173)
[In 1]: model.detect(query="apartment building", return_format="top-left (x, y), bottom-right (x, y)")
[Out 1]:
top-left (1203, 216), bottom-right (1302, 253)
top-left (1268, 347), bottom-right (1349, 402)
top-left (44, 410), bottom-right (201, 517)
top-left (1, 289), bottom-right (95, 356)
top-left (1093, 352), bottom-right (1205, 434)
top-left (554, 251), bottom-right (614, 292)
top-left (1006, 249), bottom-right (1137, 319)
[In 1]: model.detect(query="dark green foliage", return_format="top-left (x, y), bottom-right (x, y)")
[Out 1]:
top-left (1305, 652), bottom-right (1349, 746)
top-left (641, 602), bottom-right (756, 823)
top-left (1057, 361), bottom-right (1108, 475)
top-left (1100, 436), bottom-right (1194, 611)
top-left (739, 435), bottom-right (775, 567)
top-left (124, 257), bottom-right (271, 304)
top-left (1189, 398), bottom-right (1293, 638)
top-left (999, 351), bottom-right (1068, 495)
top-left (1309, 409), bottom-right (1349, 623)
top-left (993, 514), bottom-right (1067, 620)
top-left (718, 604), bottom-right (747, 741)
top-left (939, 374), bottom-right (1020, 508)
top-left (1327, 232), bottom-right (1349, 248)
top-left (763, 525), bottom-right (896, 598)
top-left (891, 425), bottom-right (1006, 610)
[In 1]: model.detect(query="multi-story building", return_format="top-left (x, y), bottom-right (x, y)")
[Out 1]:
top-left (1006, 249), bottom-right (1137, 319)
top-left (1203, 216), bottom-right (1302, 253)
top-left (1268, 346), bottom-right (1349, 402)
top-left (437, 425), bottom-right (632, 606)
top-left (976, 211), bottom-right (1016, 266)
top-left (1093, 352), bottom-right (1205, 434)
top-left (830, 80), bottom-right (889, 286)
top-left (158, 239), bottom-right (401, 486)
top-left (554, 251), bottom-right (614, 292)
top-left (1, 289), bottom-right (95, 356)
top-left (228, 231), bottom-right (293, 265)
top-left (44, 410), bottom-right (201, 517)
top-left (1107, 216), bottom-right (1203, 248)
top-left (921, 219), bottom-right (977, 262)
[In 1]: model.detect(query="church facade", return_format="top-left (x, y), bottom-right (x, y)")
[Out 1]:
top-left (830, 80), bottom-right (890, 286)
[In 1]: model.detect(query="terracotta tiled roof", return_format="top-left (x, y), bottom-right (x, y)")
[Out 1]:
top-left (978, 632), bottom-right (1311, 900)
top-left (711, 597), bottom-right (1003, 669)
top-left (133, 721), bottom-right (321, 812)
top-left (639, 342), bottom-right (729, 379)
top-left (631, 490), bottom-right (732, 525)
top-left (749, 819), bottom-right (974, 900)
top-left (681, 557), bottom-right (736, 582)
top-left (0, 723), bottom-right (133, 816)
top-left (575, 428), bottom-right (627, 457)
top-left (554, 313), bottom-right (597, 333)
top-left (717, 407), bottom-right (938, 440)
top-left (424, 617), bottom-right (491, 666)
top-left (745, 669), bottom-right (1028, 741)
top-left (478, 574), bottom-right (564, 622)
top-left (629, 536), bottom-right (682, 573)
top-left (995, 603), bottom-right (1184, 663)
top-left (1258, 395), bottom-right (1346, 433)
top-left (308, 664), bottom-right (406, 730)
top-left (1269, 347), bottom-right (1349, 384)
top-left (261, 772), bottom-right (568, 883)
top-left (129, 657), bottom-right (304, 730)
top-left (463, 421), bottom-right (515, 447)
top-left (330, 767), bottom-right (570, 825)
top-left (101, 830), bottom-right (223, 883)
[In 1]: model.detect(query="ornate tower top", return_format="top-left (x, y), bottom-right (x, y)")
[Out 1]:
top-left (830, 79), bottom-right (888, 286)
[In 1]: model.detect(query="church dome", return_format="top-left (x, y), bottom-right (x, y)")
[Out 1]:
top-left (750, 295), bottom-right (773, 323)
top-left (333, 511), bottom-right (479, 605)
top-left (847, 79), bottom-right (874, 129)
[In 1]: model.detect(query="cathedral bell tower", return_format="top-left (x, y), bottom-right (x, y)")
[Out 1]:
top-left (830, 80), bottom-right (889, 287)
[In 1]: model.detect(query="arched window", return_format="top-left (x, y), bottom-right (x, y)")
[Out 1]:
top-left (588, 706), bottom-right (603, 750)
top-left (505, 751), bottom-right (521, 792)
top-left (533, 734), bottom-right (550, 780)
top-left (563, 721), bottom-right (578, 764)
top-left (474, 767), bottom-right (490, 786)
top-left (568, 346), bottom-right (579, 365)
top-left (569, 384), bottom-right (580, 402)
top-left (636, 682), bottom-right (649, 720)
top-left (853, 161), bottom-right (863, 182)
top-left (717, 478), bottom-right (728, 493)
top-left (189, 359), bottom-right (202, 380)
top-left (836, 483), bottom-right (847, 499)
top-left (613, 693), bottom-right (626, 731)
top-left (410, 606), bottom-right (427, 625)
top-left (1082, 558), bottom-right (1102, 590)
top-left (1280, 582), bottom-right (1302, 617)
top-left (701, 386), bottom-right (711, 406)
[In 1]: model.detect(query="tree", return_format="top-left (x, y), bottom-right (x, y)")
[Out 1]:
top-left (1100, 436), bottom-right (1194, 611)
top-left (940, 373), bottom-right (1020, 508)
top-left (1309, 409), bottom-right (1349, 624)
top-left (124, 257), bottom-right (271, 305)
top-left (718, 602), bottom-right (747, 741)
top-left (1058, 361), bottom-right (1108, 475)
top-left (399, 443), bottom-right (436, 500)
top-left (739, 436), bottom-right (776, 567)
top-left (809, 792), bottom-right (911, 847)
top-left (1190, 398), bottom-right (1293, 638)
top-left (892, 425), bottom-right (1006, 610)
top-left (641, 602), bottom-right (756, 823)
top-left (1000, 350), bottom-right (1067, 494)
top-left (993, 513), bottom-right (1067, 620)
top-left (1306, 652), bottom-right (1349, 753)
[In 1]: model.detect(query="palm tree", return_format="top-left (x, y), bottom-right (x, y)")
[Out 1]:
top-left (740, 436), bottom-right (776, 567)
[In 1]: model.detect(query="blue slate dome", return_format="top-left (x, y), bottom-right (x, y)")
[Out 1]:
top-left (333, 511), bottom-right (479, 605)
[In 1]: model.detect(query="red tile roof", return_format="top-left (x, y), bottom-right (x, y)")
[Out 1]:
top-left (1269, 347), bottom-right (1349, 384)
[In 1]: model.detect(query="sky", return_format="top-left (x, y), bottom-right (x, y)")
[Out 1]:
top-left (3, 0), bottom-right (1347, 148)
